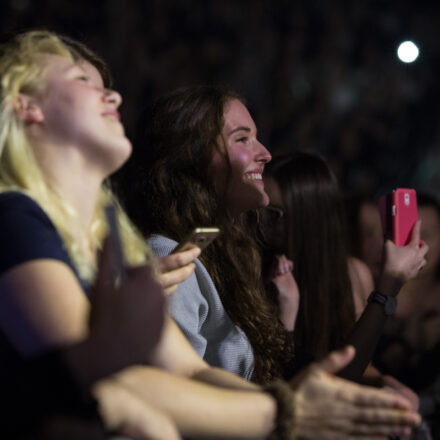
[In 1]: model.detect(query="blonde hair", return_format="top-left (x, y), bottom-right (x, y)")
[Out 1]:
top-left (0, 30), bottom-right (153, 282)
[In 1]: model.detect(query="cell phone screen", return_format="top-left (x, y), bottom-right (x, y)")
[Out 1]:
top-left (172, 227), bottom-right (220, 254)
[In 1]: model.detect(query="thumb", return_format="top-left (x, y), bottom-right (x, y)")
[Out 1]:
top-left (409, 219), bottom-right (421, 246)
top-left (315, 345), bottom-right (355, 374)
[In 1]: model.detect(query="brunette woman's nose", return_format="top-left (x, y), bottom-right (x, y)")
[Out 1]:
top-left (257, 141), bottom-right (272, 164)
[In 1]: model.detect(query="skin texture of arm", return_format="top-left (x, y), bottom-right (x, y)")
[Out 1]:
top-left (349, 257), bottom-right (375, 320)
top-left (115, 366), bottom-right (276, 439)
top-left (270, 255), bottom-right (299, 331)
top-left (92, 378), bottom-right (181, 440)
top-left (148, 316), bottom-right (258, 391)
top-left (0, 259), bottom-right (90, 357)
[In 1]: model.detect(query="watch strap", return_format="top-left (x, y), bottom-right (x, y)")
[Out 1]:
top-left (367, 290), bottom-right (397, 316)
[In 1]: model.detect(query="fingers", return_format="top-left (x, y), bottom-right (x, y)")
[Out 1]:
top-left (418, 240), bottom-right (429, 258)
top-left (335, 380), bottom-right (413, 411)
top-left (314, 346), bottom-right (356, 374)
top-left (381, 375), bottom-right (405, 391)
top-left (159, 247), bottom-right (201, 273)
top-left (409, 219), bottom-right (421, 245)
top-left (409, 221), bottom-right (428, 262)
top-left (274, 254), bottom-right (294, 276)
top-left (381, 375), bottom-right (420, 411)
top-left (163, 285), bottom-right (178, 296)
top-left (325, 414), bottom-right (414, 437)
top-left (351, 406), bottom-right (420, 427)
top-left (157, 248), bottom-right (200, 295)
top-left (297, 426), bottom-right (389, 440)
top-left (158, 263), bottom-right (196, 295)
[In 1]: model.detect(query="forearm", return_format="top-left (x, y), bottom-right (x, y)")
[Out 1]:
top-left (278, 297), bottom-right (297, 331)
top-left (192, 366), bottom-right (259, 391)
top-left (115, 366), bottom-right (276, 439)
top-left (338, 270), bottom-right (404, 382)
top-left (337, 302), bottom-right (387, 382)
top-left (92, 378), bottom-right (180, 440)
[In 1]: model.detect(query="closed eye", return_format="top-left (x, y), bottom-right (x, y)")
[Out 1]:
top-left (76, 75), bottom-right (90, 82)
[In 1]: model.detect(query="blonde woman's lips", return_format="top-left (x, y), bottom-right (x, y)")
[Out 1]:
top-left (102, 110), bottom-right (120, 121)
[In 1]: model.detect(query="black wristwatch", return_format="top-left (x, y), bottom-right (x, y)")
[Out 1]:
top-left (367, 290), bottom-right (397, 316)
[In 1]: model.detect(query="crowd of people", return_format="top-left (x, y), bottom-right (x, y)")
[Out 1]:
top-left (0, 28), bottom-right (438, 440)
top-left (2, 0), bottom-right (440, 196)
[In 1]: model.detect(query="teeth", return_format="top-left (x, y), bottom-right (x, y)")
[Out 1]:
top-left (245, 173), bottom-right (262, 180)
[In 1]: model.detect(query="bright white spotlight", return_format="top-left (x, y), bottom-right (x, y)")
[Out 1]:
top-left (397, 41), bottom-right (419, 63)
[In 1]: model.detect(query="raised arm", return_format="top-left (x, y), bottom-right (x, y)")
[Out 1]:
top-left (339, 220), bottom-right (428, 381)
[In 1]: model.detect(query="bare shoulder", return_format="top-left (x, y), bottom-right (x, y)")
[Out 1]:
top-left (349, 258), bottom-right (375, 293)
top-left (0, 259), bottom-right (90, 356)
top-left (348, 257), bottom-right (375, 318)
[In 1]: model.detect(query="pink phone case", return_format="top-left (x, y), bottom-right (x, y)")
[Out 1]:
top-left (392, 188), bottom-right (418, 246)
top-left (378, 188), bottom-right (418, 246)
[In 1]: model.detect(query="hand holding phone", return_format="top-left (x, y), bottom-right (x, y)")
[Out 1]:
top-left (156, 227), bottom-right (219, 296)
top-left (377, 190), bottom-right (428, 296)
top-left (171, 227), bottom-right (220, 254)
top-left (378, 188), bottom-right (418, 246)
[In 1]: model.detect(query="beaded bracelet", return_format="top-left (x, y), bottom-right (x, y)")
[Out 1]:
top-left (264, 379), bottom-right (296, 440)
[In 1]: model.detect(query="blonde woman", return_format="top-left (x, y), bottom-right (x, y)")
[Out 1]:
top-left (0, 31), bottom-right (423, 439)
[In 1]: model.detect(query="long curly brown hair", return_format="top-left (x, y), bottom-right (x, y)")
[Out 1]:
top-left (121, 85), bottom-right (292, 384)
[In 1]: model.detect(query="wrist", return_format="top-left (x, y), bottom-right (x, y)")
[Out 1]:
top-left (264, 380), bottom-right (295, 440)
top-left (367, 290), bottom-right (398, 316)
top-left (377, 272), bottom-right (403, 297)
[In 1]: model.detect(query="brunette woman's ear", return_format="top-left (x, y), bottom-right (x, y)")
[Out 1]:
top-left (13, 93), bottom-right (44, 124)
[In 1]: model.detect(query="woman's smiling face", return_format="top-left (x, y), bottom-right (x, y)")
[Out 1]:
top-left (210, 98), bottom-right (272, 216)
top-left (29, 54), bottom-right (132, 175)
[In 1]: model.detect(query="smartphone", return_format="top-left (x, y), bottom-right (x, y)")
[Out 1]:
top-left (171, 227), bottom-right (220, 254)
top-left (378, 188), bottom-right (418, 246)
top-left (105, 205), bottom-right (125, 281)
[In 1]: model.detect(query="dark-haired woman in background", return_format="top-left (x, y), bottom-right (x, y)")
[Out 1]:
top-left (262, 152), bottom-right (427, 390)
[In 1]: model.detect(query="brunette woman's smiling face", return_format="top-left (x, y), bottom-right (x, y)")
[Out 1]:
top-left (210, 98), bottom-right (272, 216)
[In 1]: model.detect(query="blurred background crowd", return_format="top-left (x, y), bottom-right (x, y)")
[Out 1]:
top-left (1, 1), bottom-right (440, 437)
top-left (2, 0), bottom-right (440, 197)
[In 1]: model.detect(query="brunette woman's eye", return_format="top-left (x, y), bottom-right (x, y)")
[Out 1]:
top-left (77, 75), bottom-right (90, 82)
top-left (236, 137), bottom-right (248, 143)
